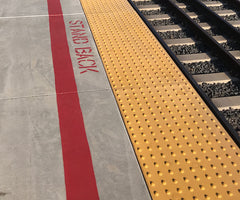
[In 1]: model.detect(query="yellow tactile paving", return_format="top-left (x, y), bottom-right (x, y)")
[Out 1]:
top-left (80, 0), bottom-right (240, 199)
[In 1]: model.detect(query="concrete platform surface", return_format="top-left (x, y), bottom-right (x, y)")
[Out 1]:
top-left (0, 0), bottom-right (150, 199)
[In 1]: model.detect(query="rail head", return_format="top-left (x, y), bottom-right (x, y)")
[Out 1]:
top-left (188, 0), bottom-right (240, 40)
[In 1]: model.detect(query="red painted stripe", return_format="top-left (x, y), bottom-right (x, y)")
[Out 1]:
top-left (47, 0), bottom-right (99, 199)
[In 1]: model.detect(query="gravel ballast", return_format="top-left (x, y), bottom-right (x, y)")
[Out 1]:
top-left (141, 10), bottom-right (166, 15)
top-left (170, 44), bottom-right (206, 55)
top-left (201, 81), bottom-right (240, 98)
top-left (157, 30), bottom-right (192, 39)
top-left (221, 108), bottom-right (240, 135)
top-left (184, 61), bottom-right (225, 74)
top-left (150, 19), bottom-right (176, 26)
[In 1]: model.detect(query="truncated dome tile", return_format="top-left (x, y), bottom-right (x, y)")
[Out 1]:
top-left (80, 0), bottom-right (240, 199)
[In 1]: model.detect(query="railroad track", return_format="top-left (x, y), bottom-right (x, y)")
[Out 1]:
top-left (130, 0), bottom-right (240, 139)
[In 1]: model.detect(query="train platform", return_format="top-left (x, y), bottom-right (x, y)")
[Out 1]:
top-left (0, 0), bottom-right (239, 199)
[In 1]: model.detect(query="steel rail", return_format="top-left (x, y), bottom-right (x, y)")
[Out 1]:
top-left (188, 0), bottom-right (240, 40)
top-left (222, 0), bottom-right (240, 11)
top-left (162, 0), bottom-right (240, 71)
top-left (128, 0), bottom-right (240, 147)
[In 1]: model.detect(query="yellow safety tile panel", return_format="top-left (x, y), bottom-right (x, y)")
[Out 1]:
top-left (80, 0), bottom-right (240, 199)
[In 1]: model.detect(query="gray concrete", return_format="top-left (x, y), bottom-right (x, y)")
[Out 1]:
top-left (193, 72), bottom-right (237, 84)
top-left (63, 5), bottom-right (151, 199)
top-left (215, 9), bottom-right (236, 16)
top-left (186, 12), bottom-right (198, 18)
top-left (0, 17), bottom-right (56, 100)
top-left (138, 4), bottom-right (161, 11)
top-left (203, 1), bottom-right (224, 7)
top-left (230, 20), bottom-right (240, 28)
top-left (146, 14), bottom-right (171, 21)
top-left (155, 24), bottom-right (184, 32)
top-left (60, 0), bottom-right (84, 14)
top-left (177, 52), bottom-right (211, 63)
top-left (0, 13), bottom-right (67, 200)
top-left (165, 38), bottom-right (196, 46)
top-left (0, 0), bottom-right (48, 17)
top-left (0, 0), bottom-right (151, 199)
top-left (137, 2), bottom-right (186, 10)
top-left (212, 96), bottom-right (240, 110)
top-left (0, 0), bottom-right (84, 18)
top-left (165, 36), bottom-right (227, 46)
top-left (230, 50), bottom-right (240, 59)
top-left (64, 14), bottom-right (111, 92)
top-left (177, 51), bottom-right (239, 64)
top-left (156, 22), bottom-right (211, 32)
top-left (78, 90), bottom-right (150, 200)
top-left (146, 12), bottom-right (199, 21)
top-left (0, 96), bottom-right (66, 200)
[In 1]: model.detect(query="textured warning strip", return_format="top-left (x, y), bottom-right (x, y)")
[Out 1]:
top-left (80, 0), bottom-right (240, 199)
top-left (47, 0), bottom-right (99, 199)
